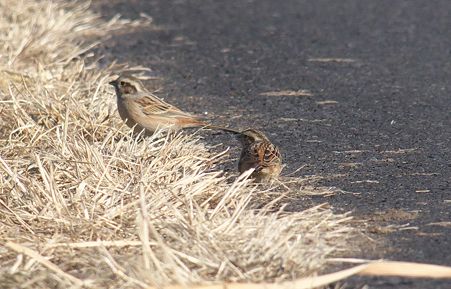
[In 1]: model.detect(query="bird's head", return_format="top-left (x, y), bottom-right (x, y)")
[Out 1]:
top-left (109, 75), bottom-right (145, 96)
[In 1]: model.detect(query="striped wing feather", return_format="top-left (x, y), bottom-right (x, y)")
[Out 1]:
top-left (133, 93), bottom-right (192, 117)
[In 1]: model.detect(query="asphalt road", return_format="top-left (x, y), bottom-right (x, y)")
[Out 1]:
top-left (95, 1), bottom-right (450, 287)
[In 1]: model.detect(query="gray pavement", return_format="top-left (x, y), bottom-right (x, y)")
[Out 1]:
top-left (95, 1), bottom-right (450, 287)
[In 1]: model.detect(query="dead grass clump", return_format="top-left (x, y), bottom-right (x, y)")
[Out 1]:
top-left (0, 0), bottom-right (356, 288)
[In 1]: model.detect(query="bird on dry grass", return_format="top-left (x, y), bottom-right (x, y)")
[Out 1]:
top-left (236, 129), bottom-right (282, 182)
top-left (109, 75), bottom-right (238, 136)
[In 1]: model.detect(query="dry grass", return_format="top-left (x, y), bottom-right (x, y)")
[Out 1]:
top-left (0, 1), bottom-right (357, 288)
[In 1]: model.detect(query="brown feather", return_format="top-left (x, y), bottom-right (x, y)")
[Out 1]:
top-left (237, 129), bottom-right (282, 182)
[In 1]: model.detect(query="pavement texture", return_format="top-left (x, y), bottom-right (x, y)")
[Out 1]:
top-left (94, 0), bottom-right (450, 288)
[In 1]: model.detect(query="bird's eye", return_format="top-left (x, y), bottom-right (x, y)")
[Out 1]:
top-left (121, 82), bottom-right (137, 94)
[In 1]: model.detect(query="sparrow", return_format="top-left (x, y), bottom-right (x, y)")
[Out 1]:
top-left (109, 75), bottom-right (238, 135)
top-left (236, 129), bottom-right (282, 182)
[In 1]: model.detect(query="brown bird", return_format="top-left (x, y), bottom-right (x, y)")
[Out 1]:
top-left (236, 129), bottom-right (282, 182)
top-left (109, 75), bottom-right (238, 135)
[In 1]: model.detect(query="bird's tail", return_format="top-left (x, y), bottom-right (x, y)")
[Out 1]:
top-left (203, 124), bottom-right (241, 134)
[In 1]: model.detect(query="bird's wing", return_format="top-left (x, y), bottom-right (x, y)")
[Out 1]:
top-left (132, 93), bottom-right (192, 117)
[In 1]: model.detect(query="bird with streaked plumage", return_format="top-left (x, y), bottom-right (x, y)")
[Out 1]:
top-left (109, 75), bottom-right (238, 136)
top-left (236, 129), bottom-right (282, 182)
